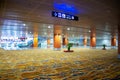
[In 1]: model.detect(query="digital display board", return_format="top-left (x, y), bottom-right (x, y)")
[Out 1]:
top-left (52, 11), bottom-right (78, 21)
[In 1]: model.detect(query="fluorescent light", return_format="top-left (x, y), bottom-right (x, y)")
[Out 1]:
top-left (89, 30), bottom-right (91, 32)
top-left (67, 28), bottom-right (70, 30)
top-left (48, 26), bottom-right (51, 28)
top-left (23, 24), bottom-right (26, 26)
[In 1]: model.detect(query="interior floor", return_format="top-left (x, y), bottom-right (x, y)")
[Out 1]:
top-left (0, 48), bottom-right (120, 80)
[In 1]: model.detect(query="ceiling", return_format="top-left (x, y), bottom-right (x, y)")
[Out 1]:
top-left (0, 0), bottom-right (119, 39)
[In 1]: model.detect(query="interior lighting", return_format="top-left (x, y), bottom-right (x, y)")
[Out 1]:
top-left (67, 28), bottom-right (70, 30)
top-left (89, 30), bottom-right (91, 32)
top-left (23, 24), bottom-right (26, 26)
top-left (48, 26), bottom-right (51, 28)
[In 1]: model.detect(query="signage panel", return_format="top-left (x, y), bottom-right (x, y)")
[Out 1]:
top-left (52, 11), bottom-right (78, 21)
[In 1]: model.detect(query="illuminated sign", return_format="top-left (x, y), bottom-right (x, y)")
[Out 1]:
top-left (52, 11), bottom-right (78, 21)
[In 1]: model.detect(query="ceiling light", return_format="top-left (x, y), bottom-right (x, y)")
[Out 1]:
top-left (67, 28), bottom-right (70, 30)
top-left (23, 24), bottom-right (26, 26)
top-left (48, 26), bottom-right (51, 28)
top-left (89, 30), bottom-right (91, 32)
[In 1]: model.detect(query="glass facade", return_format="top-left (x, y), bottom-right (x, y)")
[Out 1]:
top-left (0, 19), bottom-right (54, 50)
top-left (0, 19), bottom-right (117, 50)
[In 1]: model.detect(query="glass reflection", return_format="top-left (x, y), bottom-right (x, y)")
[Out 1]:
top-left (0, 19), bottom-right (53, 50)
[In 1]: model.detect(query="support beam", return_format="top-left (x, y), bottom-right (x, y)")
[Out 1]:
top-left (47, 38), bottom-right (51, 48)
top-left (63, 34), bottom-right (68, 46)
top-left (33, 23), bottom-right (38, 48)
top-left (111, 35), bottom-right (116, 48)
top-left (47, 38), bottom-right (51, 45)
top-left (83, 36), bottom-right (87, 46)
top-left (54, 25), bottom-right (62, 50)
top-left (90, 27), bottom-right (96, 48)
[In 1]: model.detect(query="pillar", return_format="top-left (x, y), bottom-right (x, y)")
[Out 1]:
top-left (47, 38), bottom-right (51, 45)
top-left (33, 23), bottom-right (38, 48)
top-left (47, 38), bottom-right (51, 48)
top-left (63, 34), bottom-right (68, 46)
top-left (54, 25), bottom-right (62, 50)
top-left (118, 25), bottom-right (120, 58)
top-left (90, 27), bottom-right (96, 48)
top-left (111, 35), bottom-right (116, 48)
top-left (83, 36), bottom-right (87, 46)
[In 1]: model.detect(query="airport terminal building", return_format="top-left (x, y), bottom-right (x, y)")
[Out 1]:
top-left (0, 0), bottom-right (120, 56)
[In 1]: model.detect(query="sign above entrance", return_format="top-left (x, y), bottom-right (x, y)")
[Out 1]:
top-left (52, 11), bottom-right (79, 21)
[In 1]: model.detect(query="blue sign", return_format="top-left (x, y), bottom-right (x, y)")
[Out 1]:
top-left (52, 11), bottom-right (78, 21)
